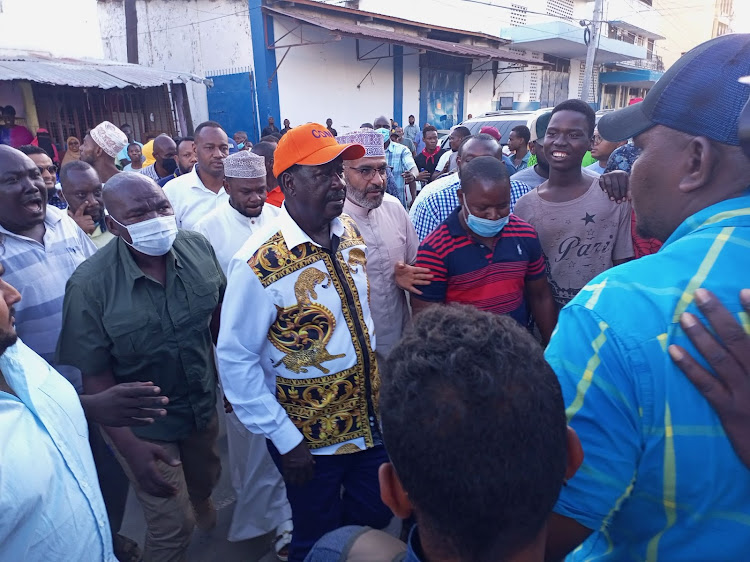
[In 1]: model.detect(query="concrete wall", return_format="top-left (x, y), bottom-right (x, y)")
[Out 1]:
top-left (0, 0), bottom-right (103, 57)
top-left (273, 20), bottom-right (395, 134)
top-left (98, 0), bottom-right (254, 125)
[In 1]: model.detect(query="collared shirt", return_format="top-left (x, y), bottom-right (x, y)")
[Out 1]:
top-left (344, 194), bottom-right (418, 360)
top-left (510, 151), bottom-right (531, 172)
top-left (435, 150), bottom-right (457, 176)
top-left (138, 163), bottom-right (167, 182)
top-left (409, 173), bottom-right (532, 241)
top-left (546, 193), bottom-right (750, 561)
top-left (194, 201), bottom-right (280, 274)
top-left (266, 186), bottom-right (285, 208)
top-left (403, 125), bottom-right (420, 143)
top-left (66, 210), bottom-right (115, 249)
top-left (0, 206), bottom-right (96, 391)
top-left (163, 165), bottom-right (229, 231)
top-left (416, 208), bottom-right (545, 325)
top-left (157, 168), bottom-right (182, 187)
top-left (217, 206), bottom-right (381, 456)
top-left (0, 341), bottom-right (114, 560)
top-left (57, 231), bottom-right (226, 441)
top-left (384, 141), bottom-right (417, 208)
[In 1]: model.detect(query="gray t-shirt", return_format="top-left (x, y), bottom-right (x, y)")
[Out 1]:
top-left (513, 178), bottom-right (634, 306)
top-left (512, 165), bottom-right (599, 188)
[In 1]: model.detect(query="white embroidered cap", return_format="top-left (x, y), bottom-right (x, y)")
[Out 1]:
top-left (223, 150), bottom-right (267, 179)
top-left (336, 129), bottom-right (385, 158)
top-left (90, 121), bottom-right (129, 158)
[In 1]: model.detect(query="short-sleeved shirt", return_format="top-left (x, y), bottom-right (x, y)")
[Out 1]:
top-left (57, 230), bottom-right (226, 441)
top-left (384, 142), bottom-right (417, 208)
top-left (415, 148), bottom-right (447, 177)
top-left (545, 192), bottom-right (750, 561)
top-left (415, 208), bottom-right (545, 326)
top-left (117, 141), bottom-right (142, 165)
top-left (513, 178), bottom-right (634, 307)
top-left (0, 206), bottom-right (97, 391)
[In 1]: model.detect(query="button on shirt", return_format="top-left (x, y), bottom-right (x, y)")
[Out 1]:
top-left (217, 206), bottom-right (381, 456)
top-left (163, 165), bottom-right (229, 231)
top-left (344, 194), bottom-right (418, 360)
top-left (57, 230), bottom-right (226, 441)
top-left (0, 206), bottom-right (96, 391)
top-left (384, 141), bottom-right (417, 208)
top-left (545, 193), bottom-right (750, 561)
top-left (194, 201), bottom-right (280, 274)
top-left (0, 341), bottom-right (114, 561)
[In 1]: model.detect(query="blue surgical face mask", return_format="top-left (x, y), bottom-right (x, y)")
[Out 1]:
top-left (376, 128), bottom-right (390, 143)
top-left (237, 142), bottom-right (245, 150)
top-left (464, 206), bottom-right (509, 237)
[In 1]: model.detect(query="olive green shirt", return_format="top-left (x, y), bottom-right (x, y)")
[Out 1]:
top-left (57, 230), bottom-right (226, 441)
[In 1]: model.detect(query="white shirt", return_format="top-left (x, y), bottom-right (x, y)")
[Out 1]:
top-left (163, 165), bottom-right (229, 231)
top-left (194, 201), bottom-right (280, 274)
top-left (434, 150), bottom-right (457, 176)
top-left (217, 206), bottom-right (380, 456)
top-left (0, 341), bottom-right (114, 561)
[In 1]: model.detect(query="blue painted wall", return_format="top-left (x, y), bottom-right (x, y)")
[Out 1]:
top-left (248, 0), bottom-right (280, 135)
top-left (393, 45), bottom-right (403, 126)
top-left (207, 72), bottom-right (259, 141)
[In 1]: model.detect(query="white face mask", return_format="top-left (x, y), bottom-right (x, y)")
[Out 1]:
top-left (111, 215), bottom-right (178, 256)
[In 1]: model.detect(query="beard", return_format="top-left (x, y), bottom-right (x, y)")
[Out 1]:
top-left (346, 186), bottom-right (384, 210)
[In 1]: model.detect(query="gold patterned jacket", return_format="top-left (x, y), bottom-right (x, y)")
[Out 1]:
top-left (216, 206), bottom-right (381, 456)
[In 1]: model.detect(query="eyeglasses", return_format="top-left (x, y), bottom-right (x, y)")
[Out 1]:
top-left (592, 135), bottom-right (604, 145)
top-left (344, 165), bottom-right (391, 180)
top-left (37, 165), bottom-right (58, 175)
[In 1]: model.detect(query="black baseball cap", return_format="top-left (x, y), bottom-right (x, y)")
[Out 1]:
top-left (599, 34), bottom-right (750, 145)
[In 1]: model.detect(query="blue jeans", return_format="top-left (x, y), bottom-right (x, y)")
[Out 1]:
top-left (269, 443), bottom-right (393, 562)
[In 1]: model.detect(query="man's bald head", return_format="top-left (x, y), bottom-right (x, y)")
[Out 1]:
top-left (153, 134), bottom-right (176, 156)
top-left (103, 172), bottom-right (173, 230)
top-left (373, 115), bottom-right (390, 130)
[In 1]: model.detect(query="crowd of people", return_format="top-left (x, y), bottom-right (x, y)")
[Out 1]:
top-left (1, 34), bottom-right (750, 562)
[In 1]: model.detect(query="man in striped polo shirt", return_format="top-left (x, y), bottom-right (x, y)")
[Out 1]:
top-left (411, 155), bottom-right (558, 345)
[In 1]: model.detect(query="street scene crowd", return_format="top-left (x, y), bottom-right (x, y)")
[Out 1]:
top-left (2, 32), bottom-right (750, 562)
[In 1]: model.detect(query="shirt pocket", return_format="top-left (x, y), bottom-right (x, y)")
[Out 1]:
top-left (185, 278), bottom-right (221, 329)
top-left (103, 312), bottom-right (162, 358)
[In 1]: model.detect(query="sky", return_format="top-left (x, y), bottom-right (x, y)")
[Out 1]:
top-left (734, 3), bottom-right (750, 33)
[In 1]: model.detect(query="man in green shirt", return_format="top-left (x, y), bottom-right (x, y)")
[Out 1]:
top-left (57, 172), bottom-right (226, 562)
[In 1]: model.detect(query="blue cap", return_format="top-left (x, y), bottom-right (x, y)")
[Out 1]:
top-left (599, 34), bottom-right (750, 145)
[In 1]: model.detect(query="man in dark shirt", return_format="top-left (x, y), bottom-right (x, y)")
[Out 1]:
top-left (414, 125), bottom-right (446, 185)
top-left (57, 172), bottom-right (226, 561)
top-left (262, 116), bottom-right (280, 137)
top-left (157, 137), bottom-right (197, 187)
top-left (412, 156), bottom-right (557, 344)
top-left (325, 118), bottom-right (337, 137)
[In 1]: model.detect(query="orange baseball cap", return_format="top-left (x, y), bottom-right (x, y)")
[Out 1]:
top-left (273, 122), bottom-right (365, 177)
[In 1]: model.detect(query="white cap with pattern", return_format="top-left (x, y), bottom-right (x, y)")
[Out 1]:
top-left (223, 150), bottom-right (267, 179)
top-left (90, 121), bottom-right (129, 158)
top-left (336, 129), bottom-right (385, 158)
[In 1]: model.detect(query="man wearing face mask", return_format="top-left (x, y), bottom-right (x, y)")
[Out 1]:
top-left (57, 172), bottom-right (227, 562)
top-left (139, 134), bottom-right (179, 182)
top-left (411, 156), bottom-right (557, 344)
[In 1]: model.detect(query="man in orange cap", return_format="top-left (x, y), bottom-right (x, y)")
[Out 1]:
top-left (217, 123), bottom-right (392, 562)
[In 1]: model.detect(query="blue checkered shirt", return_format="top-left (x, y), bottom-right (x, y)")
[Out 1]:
top-left (409, 173), bottom-right (532, 240)
top-left (384, 142), bottom-right (417, 208)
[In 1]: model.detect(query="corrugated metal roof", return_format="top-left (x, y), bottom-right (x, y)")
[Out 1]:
top-left (0, 53), bottom-right (210, 89)
top-left (263, 5), bottom-right (548, 66)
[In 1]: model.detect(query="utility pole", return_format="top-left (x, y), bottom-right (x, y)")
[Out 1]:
top-left (580, 0), bottom-right (605, 103)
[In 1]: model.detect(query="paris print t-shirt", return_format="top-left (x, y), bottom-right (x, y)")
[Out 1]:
top-left (513, 178), bottom-right (634, 306)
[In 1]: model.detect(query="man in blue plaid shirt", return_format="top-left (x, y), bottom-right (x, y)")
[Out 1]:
top-left (374, 116), bottom-right (418, 208)
top-left (409, 134), bottom-right (531, 241)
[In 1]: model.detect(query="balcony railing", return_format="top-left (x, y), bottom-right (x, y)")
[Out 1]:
top-left (617, 56), bottom-right (664, 72)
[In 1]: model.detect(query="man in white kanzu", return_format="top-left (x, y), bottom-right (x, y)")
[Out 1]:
top-left (193, 151), bottom-right (293, 559)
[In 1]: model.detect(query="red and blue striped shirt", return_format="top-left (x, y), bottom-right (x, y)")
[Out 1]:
top-left (415, 208), bottom-right (546, 326)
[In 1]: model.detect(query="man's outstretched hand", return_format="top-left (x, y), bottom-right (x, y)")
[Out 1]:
top-left (82, 381), bottom-right (169, 427)
top-left (599, 170), bottom-right (630, 204)
top-left (394, 261), bottom-right (433, 295)
top-left (669, 288), bottom-right (750, 468)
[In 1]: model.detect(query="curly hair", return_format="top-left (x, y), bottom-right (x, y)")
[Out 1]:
top-left (383, 304), bottom-right (568, 561)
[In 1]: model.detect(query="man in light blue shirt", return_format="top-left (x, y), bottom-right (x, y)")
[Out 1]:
top-left (0, 263), bottom-right (115, 561)
top-left (544, 34), bottom-right (750, 560)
